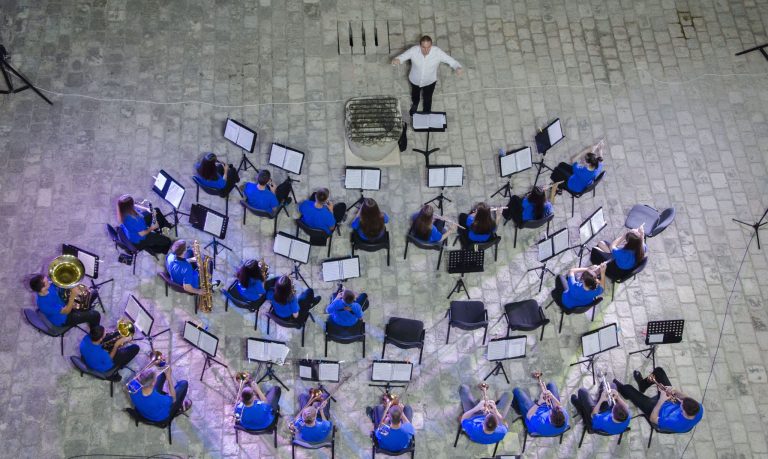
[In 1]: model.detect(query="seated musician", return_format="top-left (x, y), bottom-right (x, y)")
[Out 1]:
top-left (458, 384), bottom-right (510, 444)
top-left (590, 226), bottom-right (647, 277)
top-left (571, 382), bottom-right (631, 435)
top-left (614, 367), bottom-right (703, 433)
top-left (350, 198), bottom-right (389, 242)
top-left (298, 187), bottom-right (347, 235)
top-left (235, 382), bottom-right (281, 430)
top-left (503, 184), bottom-right (558, 226)
top-left (195, 152), bottom-right (240, 194)
top-left (117, 194), bottom-right (173, 255)
top-left (553, 263), bottom-right (607, 309)
top-left (550, 139), bottom-right (605, 193)
top-left (165, 240), bottom-right (219, 295)
top-left (235, 259), bottom-right (267, 301)
top-left (294, 389), bottom-right (333, 443)
top-left (80, 324), bottom-right (139, 376)
top-left (326, 287), bottom-right (368, 328)
top-left (512, 380), bottom-right (569, 436)
top-left (130, 363), bottom-right (191, 422)
top-left (29, 274), bottom-right (100, 328)
top-left (458, 202), bottom-right (500, 247)
top-left (243, 169), bottom-right (292, 213)
top-left (266, 275), bottom-right (321, 321)
top-left (409, 204), bottom-right (455, 244)
top-left (371, 399), bottom-right (415, 452)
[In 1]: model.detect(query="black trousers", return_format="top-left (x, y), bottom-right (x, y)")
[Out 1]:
top-left (615, 367), bottom-right (671, 416)
top-left (410, 82), bottom-right (437, 114)
top-left (589, 245), bottom-right (628, 279)
top-left (112, 343), bottom-right (140, 369)
top-left (216, 163), bottom-right (241, 195)
top-left (154, 372), bottom-right (189, 420)
top-left (571, 385), bottom-right (612, 429)
top-left (136, 211), bottom-right (173, 254)
top-left (504, 195), bottom-right (524, 226)
top-left (65, 309), bottom-right (101, 328)
top-left (550, 163), bottom-right (573, 190)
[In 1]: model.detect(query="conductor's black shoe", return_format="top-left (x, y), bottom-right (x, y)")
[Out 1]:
top-left (633, 370), bottom-right (650, 393)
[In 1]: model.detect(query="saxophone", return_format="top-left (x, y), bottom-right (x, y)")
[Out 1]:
top-left (193, 240), bottom-right (214, 313)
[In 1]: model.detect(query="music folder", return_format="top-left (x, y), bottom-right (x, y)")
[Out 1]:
top-left (269, 142), bottom-right (304, 174)
top-left (182, 321), bottom-right (220, 357)
top-left (536, 228), bottom-right (569, 262)
top-left (62, 244), bottom-right (99, 279)
top-left (344, 167), bottom-right (381, 190)
top-left (273, 231), bottom-right (311, 264)
top-left (581, 323), bottom-right (619, 358)
top-left (152, 169), bottom-right (186, 210)
top-left (579, 207), bottom-right (607, 244)
top-left (486, 336), bottom-right (527, 361)
top-left (427, 165), bottom-right (464, 188)
top-left (123, 294), bottom-right (154, 336)
top-left (535, 118), bottom-right (564, 153)
top-left (499, 146), bottom-right (533, 177)
top-left (189, 203), bottom-right (228, 239)
top-left (371, 360), bottom-right (413, 382)
top-left (322, 256), bottom-right (361, 282)
top-left (223, 118), bottom-right (257, 152)
top-left (247, 337), bottom-right (290, 364)
top-left (298, 359), bottom-right (340, 382)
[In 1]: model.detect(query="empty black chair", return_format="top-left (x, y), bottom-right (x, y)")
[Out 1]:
top-left (625, 205), bottom-right (676, 238)
top-left (234, 409), bottom-right (281, 448)
top-left (510, 410), bottom-right (570, 453)
top-left (292, 425), bottom-right (336, 459)
top-left (193, 175), bottom-right (242, 216)
top-left (564, 171), bottom-right (606, 217)
top-left (241, 199), bottom-right (288, 237)
top-left (445, 300), bottom-right (488, 345)
top-left (607, 256), bottom-right (649, 301)
top-left (503, 299), bottom-right (549, 341)
top-left (295, 219), bottom-right (334, 257)
top-left (507, 213), bottom-right (553, 248)
top-left (546, 277), bottom-right (602, 333)
top-left (70, 356), bottom-right (121, 397)
top-left (381, 317), bottom-right (425, 364)
top-left (106, 224), bottom-right (144, 275)
top-left (125, 407), bottom-right (176, 445)
top-left (351, 231), bottom-right (391, 266)
top-left (453, 401), bottom-right (502, 456)
top-left (266, 307), bottom-right (314, 347)
top-left (157, 272), bottom-right (199, 313)
top-left (403, 233), bottom-right (446, 270)
top-left (325, 319), bottom-right (366, 357)
top-left (571, 396), bottom-right (629, 448)
top-left (222, 280), bottom-right (267, 330)
top-left (23, 308), bottom-right (78, 355)
top-left (370, 431), bottom-right (416, 458)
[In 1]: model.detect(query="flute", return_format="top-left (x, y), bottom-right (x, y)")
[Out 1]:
top-left (433, 215), bottom-right (466, 229)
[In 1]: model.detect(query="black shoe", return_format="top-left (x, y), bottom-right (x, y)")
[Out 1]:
top-left (634, 370), bottom-right (650, 393)
top-left (366, 406), bottom-right (373, 419)
top-left (284, 197), bottom-right (293, 205)
top-left (311, 295), bottom-right (322, 307)
top-left (409, 105), bottom-right (416, 117)
top-left (570, 394), bottom-right (579, 407)
top-left (109, 373), bottom-right (123, 382)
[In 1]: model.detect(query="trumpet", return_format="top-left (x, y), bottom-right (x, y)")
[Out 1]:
top-left (289, 387), bottom-right (324, 433)
top-left (647, 373), bottom-right (678, 403)
top-left (599, 371), bottom-right (615, 407)
top-left (478, 382), bottom-right (492, 415)
top-left (376, 391), bottom-right (400, 436)
top-left (532, 370), bottom-right (554, 408)
top-left (126, 351), bottom-right (168, 394)
top-left (102, 318), bottom-right (135, 352)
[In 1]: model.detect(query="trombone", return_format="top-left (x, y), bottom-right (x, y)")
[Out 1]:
top-left (376, 391), bottom-right (400, 436)
top-left (288, 387), bottom-right (324, 433)
top-left (126, 351), bottom-right (168, 394)
top-left (232, 371), bottom-right (252, 423)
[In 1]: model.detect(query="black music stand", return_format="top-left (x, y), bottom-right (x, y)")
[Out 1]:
top-left (412, 111), bottom-right (447, 166)
top-left (532, 118), bottom-right (564, 187)
top-left (248, 338), bottom-right (291, 391)
top-left (491, 146), bottom-right (533, 199)
top-left (483, 335), bottom-right (527, 384)
top-left (369, 359), bottom-right (412, 391)
top-left (182, 321), bottom-right (227, 382)
top-left (258, 362), bottom-right (289, 391)
top-left (736, 43), bottom-right (768, 62)
top-left (189, 203), bottom-right (231, 270)
top-left (62, 244), bottom-right (111, 313)
top-left (152, 170), bottom-right (188, 237)
top-left (425, 165), bottom-right (463, 216)
top-left (733, 208), bottom-right (768, 250)
top-left (290, 261), bottom-right (310, 289)
top-left (528, 228), bottom-right (569, 292)
top-left (447, 250), bottom-right (485, 299)
top-left (123, 295), bottom-right (170, 352)
top-left (570, 323), bottom-right (619, 384)
top-left (223, 118), bottom-right (258, 173)
top-left (629, 320), bottom-right (684, 368)
top-left (268, 142), bottom-right (304, 203)
top-left (571, 207), bottom-right (607, 266)
top-left (344, 167), bottom-right (382, 214)
top-left (0, 45), bottom-right (52, 105)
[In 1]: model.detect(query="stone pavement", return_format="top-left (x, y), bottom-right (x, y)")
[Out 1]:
top-left (1, 0), bottom-right (768, 458)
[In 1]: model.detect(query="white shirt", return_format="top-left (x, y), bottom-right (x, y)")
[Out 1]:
top-left (396, 45), bottom-right (461, 87)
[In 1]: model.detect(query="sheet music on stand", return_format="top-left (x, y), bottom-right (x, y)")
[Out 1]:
top-left (322, 256), bottom-right (361, 282)
top-left (486, 336), bottom-right (527, 361)
top-left (581, 323), bottom-right (619, 358)
top-left (645, 319), bottom-right (684, 345)
top-left (152, 169), bottom-right (186, 210)
top-left (535, 118), bottom-right (565, 153)
top-left (298, 359), bottom-right (341, 382)
top-left (344, 167), bottom-right (381, 190)
top-left (447, 250), bottom-right (485, 274)
top-left (182, 321), bottom-right (220, 357)
top-left (499, 146), bottom-right (533, 177)
top-left (269, 142), bottom-right (305, 174)
top-left (273, 231), bottom-right (311, 264)
top-left (247, 338), bottom-right (290, 365)
top-left (223, 118), bottom-right (257, 152)
top-left (189, 204), bottom-right (229, 239)
top-left (427, 165), bottom-right (464, 188)
top-left (412, 112), bottom-right (447, 131)
top-left (62, 244), bottom-right (99, 279)
top-left (537, 228), bottom-right (569, 262)
top-left (123, 295), bottom-right (154, 336)
top-left (579, 207), bottom-right (607, 244)
top-left (371, 360), bottom-right (413, 382)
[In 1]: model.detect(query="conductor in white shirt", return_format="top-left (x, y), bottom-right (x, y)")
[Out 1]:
top-left (392, 35), bottom-right (463, 116)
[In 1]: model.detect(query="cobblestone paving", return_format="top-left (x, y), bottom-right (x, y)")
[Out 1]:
top-left (1, 0), bottom-right (768, 458)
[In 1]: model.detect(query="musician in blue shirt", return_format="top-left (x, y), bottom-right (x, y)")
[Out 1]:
top-left (371, 401), bottom-right (415, 452)
top-left (166, 240), bottom-right (219, 295)
top-left (553, 263), bottom-right (607, 309)
top-left (298, 187), bottom-right (347, 235)
top-left (326, 288), bottom-right (367, 327)
top-left (409, 204), bottom-right (455, 244)
top-left (503, 184), bottom-right (558, 226)
top-left (512, 380), bottom-right (569, 437)
top-left (235, 382), bottom-right (281, 430)
top-left (591, 225), bottom-right (647, 277)
top-left (551, 139), bottom-right (605, 193)
top-left (243, 169), bottom-right (293, 213)
top-left (130, 364), bottom-right (191, 422)
top-left (457, 202), bottom-right (501, 248)
top-left (266, 275), bottom-right (321, 321)
top-left (459, 384), bottom-right (511, 444)
top-left (30, 274), bottom-right (100, 328)
top-left (571, 382), bottom-right (631, 435)
top-left (293, 390), bottom-right (333, 443)
top-left (615, 367), bottom-right (703, 433)
top-left (234, 259), bottom-right (267, 301)
top-left (350, 198), bottom-right (389, 242)
top-left (80, 324), bottom-right (139, 375)
top-left (195, 152), bottom-right (240, 193)
top-left (116, 194), bottom-right (173, 254)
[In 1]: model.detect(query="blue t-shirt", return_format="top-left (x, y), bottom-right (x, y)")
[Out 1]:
top-left (657, 401), bottom-right (703, 432)
top-left (79, 335), bottom-right (114, 372)
top-left (526, 404), bottom-right (569, 436)
top-left (195, 163), bottom-right (226, 190)
top-left (376, 422), bottom-right (415, 451)
top-left (295, 419), bottom-right (332, 443)
top-left (237, 279), bottom-right (265, 301)
top-left (121, 212), bottom-right (148, 244)
top-left (591, 409), bottom-right (631, 435)
top-left (299, 200), bottom-right (336, 235)
top-left (236, 401), bottom-right (275, 430)
top-left (461, 415), bottom-right (507, 444)
top-left (166, 254), bottom-right (200, 289)
top-left (410, 213), bottom-right (443, 243)
top-left (568, 162), bottom-right (603, 193)
top-left (611, 244), bottom-right (647, 271)
top-left (244, 182), bottom-right (279, 213)
top-left (326, 299), bottom-right (363, 327)
top-left (351, 214), bottom-right (389, 241)
top-left (266, 290), bottom-right (300, 318)
top-left (131, 389), bottom-right (173, 422)
top-left (561, 274), bottom-right (604, 309)
top-left (37, 284), bottom-right (67, 327)
top-left (522, 198), bottom-right (553, 222)
top-left (466, 214), bottom-right (493, 242)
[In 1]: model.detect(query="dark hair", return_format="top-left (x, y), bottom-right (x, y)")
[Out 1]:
top-left (526, 186), bottom-right (549, 219)
top-left (138, 368), bottom-right (156, 388)
top-left (585, 152), bottom-right (603, 169)
top-left (314, 187), bottom-right (330, 204)
top-left (483, 413), bottom-right (498, 431)
top-left (241, 387), bottom-right (255, 404)
top-left (470, 202), bottom-right (495, 235)
top-left (412, 205), bottom-right (435, 240)
top-left (612, 403), bottom-right (629, 422)
top-left (273, 275), bottom-right (294, 304)
top-left (624, 232), bottom-right (645, 266)
top-left (171, 240), bottom-right (187, 257)
top-left (550, 406), bottom-right (566, 428)
top-left (342, 289), bottom-right (355, 304)
top-left (89, 325), bottom-right (105, 342)
top-left (420, 35), bottom-right (432, 44)
top-left (237, 259), bottom-right (265, 288)
top-left (389, 405), bottom-right (402, 424)
top-left (116, 194), bottom-right (139, 223)
top-left (682, 397), bottom-right (701, 417)
top-left (197, 153), bottom-right (219, 180)
top-left (29, 274), bottom-right (45, 293)
top-left (359, 198), bottom-right (385, 239)
top-left (257, 170), bottom-right (271, 186)
top-left (582, 271), bottom-right (597, 290)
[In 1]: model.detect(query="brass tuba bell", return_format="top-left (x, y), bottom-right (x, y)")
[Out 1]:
top-left (48, 255), bottom-right (84, 288)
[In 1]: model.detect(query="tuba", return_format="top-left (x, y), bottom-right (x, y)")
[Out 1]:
top-left (102, 318), bottom-right (135, 352)
top-left (192, 240), bottom-right (214, 313)
top-left (48, 255), bottom-right (92, 309)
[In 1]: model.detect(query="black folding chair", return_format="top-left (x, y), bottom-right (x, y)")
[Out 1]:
top-left (351, 231), bottom-right (391, 266)
top-left (381, 317), bottom-right (425, 364)
top-left (503, 299), bottom-right (549, 341)
top-left (445, 300), bottom-right (488, 345)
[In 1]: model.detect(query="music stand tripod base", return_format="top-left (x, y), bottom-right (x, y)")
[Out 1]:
top-left (200, 354), bottom-right (228, 382)
top-left (290, 262), bottom-right (310, 289)
top-left (413, 130), bottom-right (440, 166)
top-left (447, 274), bottom-right (469, 299)
top-left (0, 46), bottom-right (53, 105)
top-left (628, 345), bottom-right (657, 368)
top-left (89, 278), bottom-right (114, 313)
top-left (237, 152), bottom-right (257, 173)
top-left (483, 361), bottom-right (510, 384)
top-left (733, 207), bottom-right (768, 250)
top-left (205, 237), bottom-right (232, 270)
top-left (570, 355), bottom-right (597, 385)
top-left (491, 180), bottom-right (513, 199)
top-left (258, 362), bottom-right (290, 391)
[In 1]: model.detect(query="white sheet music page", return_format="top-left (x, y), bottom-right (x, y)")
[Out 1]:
top-left (319, 363), bottom-right (339, 381)
top-left (508, 337), bottom-right (526, 357)
top-left (299, 364), bottom-right (313, 379)
top-left (599, 325), bottom-right (618, 350)
top-left (322, 261), bottom-right (341, 282)
top-left (372, 362), bottom-right (392, 380)
top-left (487, 340), bottom-right (506, 361)
top-left (203, 213), bottom-right (224, 236)
top-left (547, 120), bottom-right (563, 145)
top-left (341, 257), bottom-right (360, 279)
top-left (269, 343), bottom-right (290, 363)
top-left (283, 150), bottom-right (303, 174)
top-left (553, 230), bottom-right (569, 255)
top-left (270, 144), bottom-right (287, 167)
top-left (517, 147), bottom-right (532, 170)
top-left (428, 168), bottom-right (444, 187)
top-left (392, 363), bottom-right (411, 381)
top-left (362, 169), bottom-right (380, 190)
top-left (135, 309), bottom-right (152, 336)
top-left (198, 332), bottom-right (218, 356)
top-left (224, 120), bottom-right (239, 143)
top-left (429, 113), bottom-right (446, 128)
top-left (345, 169), bottom-right (362, 189)
top-left (290, 241), bottom-right (310, 264)
top-left (273, 234), bottom-right (292, 257)
top-left (154, 173), bottom-right (167, 191)
top-left (77, 252), bottom-right (97, 278)
top-left (538, 239), bottom-right (553, 262)
top-left (236, 129), bottom-right (255, 151)
top-left (412, 114), bottom-right (429, 130)
top-left (648, 333), bottom-right (664, 344)
top-left (579, 221), bottom-right (592, 244)
top-left (500, 154), bottom-right (516, 176)
top-left (591, 209), bottom-right (606, 234)
top-left (247, 340), bottom-right (266, 361)
top-left (582, 333), bottom-right (600, 357)
top-left (166, 181), bottom-right (184, 209)
top-left (445, 167), bottom-right (463, 186)
top-left (183, 322), bottom-right (201, 346)
top-left (125, 296), bottom-right (140, 322)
